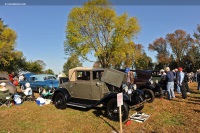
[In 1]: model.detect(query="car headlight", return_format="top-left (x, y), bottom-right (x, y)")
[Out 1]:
top-left (122, 84), bottom-right (128, 92)
top-left (149, 80), bottom-right (153, 85)
top-left (155, 80), bottom-right (158, 84)
top-left (128, 89), bottom-right (132, 94)
top-left (133, 84), bottom-right (137, 90)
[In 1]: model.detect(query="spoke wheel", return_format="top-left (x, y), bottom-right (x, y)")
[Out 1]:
top-left (54, 92), bottom-right (67, 109)
top-left (106, 98), bottom-right (129, 122)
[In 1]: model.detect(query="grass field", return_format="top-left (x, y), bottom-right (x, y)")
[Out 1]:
top-left (0, 83), bottom-right (199, 133)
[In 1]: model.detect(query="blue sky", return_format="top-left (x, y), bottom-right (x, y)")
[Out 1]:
top-left (0, 5), bottom-right (200, 74)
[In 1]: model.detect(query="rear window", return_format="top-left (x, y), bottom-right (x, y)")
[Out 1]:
top-left (77, 71), bottom-right (90, 81)
top-left (0, 77), bottom-right (9, 80)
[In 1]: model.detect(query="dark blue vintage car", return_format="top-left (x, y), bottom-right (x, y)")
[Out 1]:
top-left (19, 74), bottom-right (59, 92)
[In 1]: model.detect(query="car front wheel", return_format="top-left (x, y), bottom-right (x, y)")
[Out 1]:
top-left (106, 98), bottom-right (129, 122)
top-left (142, 88), bottom-right (155, 103)
top-left (54, 92), bottom-right (67, 110)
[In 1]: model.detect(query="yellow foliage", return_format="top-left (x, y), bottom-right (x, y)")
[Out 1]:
top-left (65, 0), bottom-right (140, 68)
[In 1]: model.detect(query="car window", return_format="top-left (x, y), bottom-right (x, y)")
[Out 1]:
top-left (0, 77), bottom-right (9, 80)
top-left (77, 71), bottom-right (90, 81)
top-left (30, 77), bottom-right (35, 82)
top-left (93, 71), bottom-right (104, 80)
top-left (47, 76), bottom-right (56, 80)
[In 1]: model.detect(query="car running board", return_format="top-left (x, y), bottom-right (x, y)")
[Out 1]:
top-left (66, 102), bottom-right (92, 108)
top-left (130, 100), bottom-right (147, 109)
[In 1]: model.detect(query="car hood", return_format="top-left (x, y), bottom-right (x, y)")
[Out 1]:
top-left (101, 68), bottom-right (127, 88)
top-left (45, 80), bottom-right (59, 87)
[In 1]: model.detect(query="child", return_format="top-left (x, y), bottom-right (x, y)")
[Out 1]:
top-left (23, 83), bottom-right (32, 96)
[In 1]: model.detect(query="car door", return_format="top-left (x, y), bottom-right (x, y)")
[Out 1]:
top-left (29, 76), bottom-right (37, 91)
top-left (90, 70), bottom-right (104, 100)
top-left (69, 71), bottom-right (92, 100)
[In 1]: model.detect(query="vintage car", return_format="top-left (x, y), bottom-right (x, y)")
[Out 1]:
top-left (52, 67), bottom-right (146, 122)
top-left (19, 74), bottom-right (59, 92)
top-left (0, 74), bottom-right (17, 94)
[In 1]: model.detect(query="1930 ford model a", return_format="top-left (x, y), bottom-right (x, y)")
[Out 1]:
top-left (52, 67), bottom-right (146, 121)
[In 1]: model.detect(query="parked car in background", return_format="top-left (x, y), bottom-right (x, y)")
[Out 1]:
top-left (52, 67), bottom-right (146, 122)
top-left (0, 74), bottom-right (17, 94)
top-left (133, 70), bottom-right (163, 99)
top-left (19, 74), bottom-right (59, 92)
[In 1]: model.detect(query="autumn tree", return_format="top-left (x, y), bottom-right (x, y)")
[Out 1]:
top-left (148, 37), bottom-right (170, 67)
top-left (149, 30), bottom-right (194, 69)
top-left (0, 18), bottom-right (28, 73)
top-left (63, 54), bottom-right (82, 76)
top-left (0, 18), bottom-right (17, 66)
top-left (166, 29), bottom-right (194, 64)
top-left (189, 24), bottom-right (200, 70)
top-left (65, 0), bottom-right (140, 68)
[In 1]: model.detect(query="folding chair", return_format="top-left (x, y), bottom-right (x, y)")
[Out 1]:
top-left (0, 90), bottom-right (12, 108)
top-left (22, 89), bottom-right (35, 102)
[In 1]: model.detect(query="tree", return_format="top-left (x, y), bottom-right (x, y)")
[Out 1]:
top-left (0, 18), bottom-right (17, 68)
top-left (190, 24), bottom-right (200, 71)
top-left (65, 0), bottom-right (140, 68)
top-left (148, 37), bottom-right (171, 66)
top-left (25, 61), bottom-right (43, 74)
top-left (44, 69), bottom-right (54, 74)
top-left (63, 54), bottom-right (82, 76)
top-left (166, 29), bottom-right (194, 64)
top-left (0, 18), bottom-right (29, 73)
top-left (35, 60), bottom-right (46, 71)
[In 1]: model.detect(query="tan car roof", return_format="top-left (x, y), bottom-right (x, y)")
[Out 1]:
top-left (68, 67), bottom-right (104, 81)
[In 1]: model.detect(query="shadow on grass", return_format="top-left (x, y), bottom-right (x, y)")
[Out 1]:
top-left (193, 109), bottom-right (200, 113)
top-left (190, 91), bottom-right (200, 94)
top-left (92, 110), bottom-right (118, 132)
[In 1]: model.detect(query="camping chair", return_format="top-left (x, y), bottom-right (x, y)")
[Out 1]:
top-left (0, 90), bottom-right (12, 108)
top-left (39, 87), bottom-right (55, 99)
top-left (22, 89), bottom-right (35, 102)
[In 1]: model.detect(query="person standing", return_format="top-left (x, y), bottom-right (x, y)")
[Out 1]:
top-left (183, 72), bottom-right (191, 94)
top-left (175, 68), bottom-right (181, 94)
top-left (178, 67), bottom-right (187, 99)
top-left (165, 67), bottom-right (175, 100)
top-left (9, 72), bottom-right (14, 83)
top-left (197, 69), bottom-right (200, 91)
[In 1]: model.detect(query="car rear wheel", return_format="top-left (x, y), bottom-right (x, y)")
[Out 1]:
top-left (54, 92), bottom-right (67, 109)
top-left (106, 98), bottom-right (129, 122)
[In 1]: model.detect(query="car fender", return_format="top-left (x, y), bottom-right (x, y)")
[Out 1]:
top-left (137, 84), bottom-right (154, 90)
top-left (133, 89), bottom-right (144, 96)
top-left (95, 92), bottom-right (130, 105)
top-left (52, 88), bottom-right (70, 102)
